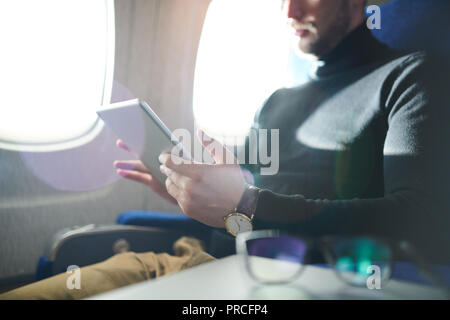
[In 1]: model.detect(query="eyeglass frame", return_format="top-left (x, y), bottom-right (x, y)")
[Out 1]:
top-left (235, 229), bottom-right (446, 289)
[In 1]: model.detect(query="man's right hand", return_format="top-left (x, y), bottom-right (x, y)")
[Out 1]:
top-left (113, 139), bottom-right (178, 205)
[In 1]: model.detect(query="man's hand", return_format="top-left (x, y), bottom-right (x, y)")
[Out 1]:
top-left (114, 139), bottom-right (178, 205)
top-left (158, 130), bottom-right (247, 228)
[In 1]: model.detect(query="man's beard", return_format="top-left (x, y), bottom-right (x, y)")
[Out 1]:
top-left (295, 4), bottom-right (352, 58)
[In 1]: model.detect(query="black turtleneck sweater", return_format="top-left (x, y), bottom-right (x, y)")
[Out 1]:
top-left (244, 25), bottom-right (450, 263)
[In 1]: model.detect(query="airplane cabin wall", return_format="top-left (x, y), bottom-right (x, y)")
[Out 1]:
top-left (0, 0), bottom-right (209, 283)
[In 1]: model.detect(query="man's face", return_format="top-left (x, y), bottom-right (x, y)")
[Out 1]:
top-left (282, 0), bottom-right (355, 58)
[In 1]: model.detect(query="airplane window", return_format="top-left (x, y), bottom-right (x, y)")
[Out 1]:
top-left (193, 0), bottom-right (311, 145)
top-left (0, 0), bottom-right (114, 152)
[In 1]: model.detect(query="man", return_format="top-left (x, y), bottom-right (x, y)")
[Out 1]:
top-left (118, 0), bottom-right (449, 261)
top-left (2, 0), bottom-right (448, 299)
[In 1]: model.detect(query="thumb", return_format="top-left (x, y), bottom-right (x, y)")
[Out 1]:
top-left (196, 129), bottom-right (237, 164)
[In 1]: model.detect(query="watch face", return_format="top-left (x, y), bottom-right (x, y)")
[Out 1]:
top-left (225, 214), bottom-right (253, 236)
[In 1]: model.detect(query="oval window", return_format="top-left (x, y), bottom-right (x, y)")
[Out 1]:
top-left (193, 0), bottom-right (310, 145)
top-left (0, 0), bottom-right (114, 151)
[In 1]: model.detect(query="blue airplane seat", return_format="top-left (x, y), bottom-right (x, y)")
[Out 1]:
top-left (116, 210), bottom-right (214, 242)
top-left (370, 0), bottom-right (450, 56)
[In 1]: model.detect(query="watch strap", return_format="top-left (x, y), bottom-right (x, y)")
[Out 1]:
top-left (236, 184), bottom-right (260, 220)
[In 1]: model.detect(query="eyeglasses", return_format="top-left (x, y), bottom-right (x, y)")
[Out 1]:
top-left (236, 230), bottom-right (447, 289)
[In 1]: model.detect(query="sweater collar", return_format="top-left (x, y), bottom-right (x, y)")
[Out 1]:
top-left (309, 24), bottom-right (389, 79)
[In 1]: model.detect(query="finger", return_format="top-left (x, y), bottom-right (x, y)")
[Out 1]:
top-left (165, 177), bottom-right (182, 201)
top-left (114, 160), bottom-right (150, 173)
top-left (116, 169), bottom-right (154, 184)
top-left (116, 169), bottom-right (156, 186)
top-left (116, 139), bottom-right (131, 151)
top-left (197, 129), bottom-right (237, 165)
top-left (117, 169), bottom-right (178, 205)
top-left (160, 165), bottom-right (194, 190)
top-left (116, 139), bottom-right (139, 158)
top-left (158, 153), bottom-right (203, 180)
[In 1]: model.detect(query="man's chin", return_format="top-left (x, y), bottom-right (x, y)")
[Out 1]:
top-left (292, 39), bottom-right (320, 60)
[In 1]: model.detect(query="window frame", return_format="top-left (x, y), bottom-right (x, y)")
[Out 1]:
top-left (0, 0), bottom-right (115, 153)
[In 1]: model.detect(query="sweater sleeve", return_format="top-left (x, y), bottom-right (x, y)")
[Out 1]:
top-left (252, 54), bottom-right (450, 260)
top-left (237, 90), bottom-right (281, 182)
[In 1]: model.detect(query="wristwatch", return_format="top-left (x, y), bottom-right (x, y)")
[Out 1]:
top-left (224, 184), bottom-right (260, 237)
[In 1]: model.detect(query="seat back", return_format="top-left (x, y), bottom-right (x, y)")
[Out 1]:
top-left (370, 0), bottom-right (450, 55)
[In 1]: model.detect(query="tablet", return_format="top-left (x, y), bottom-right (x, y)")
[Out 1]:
top-left (97, 98), bottom-right (191, 186)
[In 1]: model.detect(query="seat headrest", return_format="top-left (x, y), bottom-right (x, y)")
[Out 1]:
top-left (370, 0), bottom-right (450, 54)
